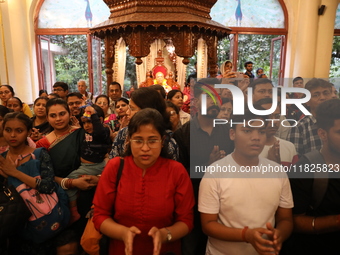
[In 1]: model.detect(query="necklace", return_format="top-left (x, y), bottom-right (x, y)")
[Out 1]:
top-left (53, 126), bottom-right (72, 140)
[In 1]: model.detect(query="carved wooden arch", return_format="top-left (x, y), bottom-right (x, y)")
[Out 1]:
top-left (96, 25), bottom-right (227, 85)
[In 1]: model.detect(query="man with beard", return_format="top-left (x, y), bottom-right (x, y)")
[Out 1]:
top-left (173, 78), bottom-right (234, 255)
top-left (66, 92), bottom-right (85, 125)
top-left (244, 61), bottom-right (255, 79)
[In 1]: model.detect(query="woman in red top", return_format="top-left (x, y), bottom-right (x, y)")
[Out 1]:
top-left (93, 108), bottom-right (194, 255)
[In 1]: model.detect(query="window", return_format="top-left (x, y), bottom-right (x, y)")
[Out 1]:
top-left (210, 0), bottom-right (287, 85)
top-left (35, 0), bottom-right (110, 95)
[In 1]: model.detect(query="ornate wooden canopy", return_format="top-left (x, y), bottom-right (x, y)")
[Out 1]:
top-left (90, 0), bottom-right (231, 85)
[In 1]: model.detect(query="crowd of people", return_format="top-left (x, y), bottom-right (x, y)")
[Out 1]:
top-left (0, 63), bottom-right (339, 255)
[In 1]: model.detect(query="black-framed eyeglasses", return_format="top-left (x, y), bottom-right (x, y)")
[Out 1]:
top-left (130, 139), bottom-right (162, 148)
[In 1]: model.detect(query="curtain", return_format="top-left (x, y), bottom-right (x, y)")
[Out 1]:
top-left (197, 38), bottom-right (208, 79)
top-left (113, 37), bottom-right (126, 91)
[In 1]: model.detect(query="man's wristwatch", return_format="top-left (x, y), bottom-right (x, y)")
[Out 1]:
top-left (165, 227), bottom-right (172, 242)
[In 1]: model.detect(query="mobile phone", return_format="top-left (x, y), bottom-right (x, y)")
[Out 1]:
top-left (236, 72), bottom-right (244, 78)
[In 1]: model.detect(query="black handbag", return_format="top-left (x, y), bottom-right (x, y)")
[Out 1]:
top-left (0, 177), bottom-right (32, 239)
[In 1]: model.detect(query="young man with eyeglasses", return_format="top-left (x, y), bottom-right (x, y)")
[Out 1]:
top-left (66, 93), bottom-right (85, 127)
top-left (52, 82), bottom-right (69, 100)
top-left (66, 93), bottom-right (85, 116)
top-left (288, 78), bottom-right (332, 157)
top-left (108, 82), bottom-right (123, 114)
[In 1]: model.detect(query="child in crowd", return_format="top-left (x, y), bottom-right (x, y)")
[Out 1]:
top-left (30, 97), bottom-right (52, 143)
top-left (0, 112), bottom-right (63, 254)
top-left (64, 104), bottom-right (111, 222)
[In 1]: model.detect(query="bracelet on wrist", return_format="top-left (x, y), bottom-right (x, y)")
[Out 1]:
top-left (312, 217), bottom-right (316, 232)
top-left (242, 226), bottom-right (249, 243)
top-left (61, 178), bottom-right (69, 190)
top-left (66, 178), bottom-right (74, 189)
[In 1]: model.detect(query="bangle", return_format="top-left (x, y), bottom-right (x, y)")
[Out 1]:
top-left (61, 178), bottom-right (69, 190)
top-left (312, 217), bottom-right (316, 231)
top-left (66, 178), bottom-right (74, 189)
top-left (35, 178), bottom-right (41, 187)
top-left (242, 226), bottom-right (249, 243)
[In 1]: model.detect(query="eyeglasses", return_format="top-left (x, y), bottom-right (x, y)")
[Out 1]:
top-left (68, 101), bottom-right (82, 106)
top-left (311, 90), bottom-right (331, 99)
top-left (0, 91), bottom-right (11, 95)
top-left (130, 139), bottom-right (162, 148)
top-left (168, 110), bottom-right (177, 116)
top-left (53, 88), bottom-right (64, 92)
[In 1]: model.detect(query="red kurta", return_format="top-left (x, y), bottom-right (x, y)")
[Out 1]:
top-left (93, 156), bottom-right (194, 255)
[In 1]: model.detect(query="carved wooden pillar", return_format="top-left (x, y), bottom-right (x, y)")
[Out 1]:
top-left (204, 35), bottom-right (218, 78)
top-left (105, 36), bottom-right (116, 88)
top-left (125, 28), bottom-right (154, 65)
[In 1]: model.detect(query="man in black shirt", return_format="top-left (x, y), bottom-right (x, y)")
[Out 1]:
top-left (174, 78), bottom-right (234, 255)
top-left (283, 99), bottom-right (340, 255)
top-left (244, 61), bottom-right (255, 79)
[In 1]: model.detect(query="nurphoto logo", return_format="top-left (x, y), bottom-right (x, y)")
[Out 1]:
top-left (199, 83), bottom-right (312, 128)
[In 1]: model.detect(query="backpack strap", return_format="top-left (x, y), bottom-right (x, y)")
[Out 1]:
top-left (304, 150), bottom-right (328, 210)
top-left (116, 157), bottom-right (124, 189)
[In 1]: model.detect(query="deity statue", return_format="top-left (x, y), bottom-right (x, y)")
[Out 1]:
top-left (153, 72), bottom-right (172, 93)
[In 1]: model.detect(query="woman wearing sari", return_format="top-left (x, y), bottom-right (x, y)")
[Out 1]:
top-left (36, 98), bottom-right (97, 188)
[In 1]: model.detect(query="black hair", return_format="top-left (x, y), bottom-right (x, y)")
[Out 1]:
top-left (150, 85), bottom-right (166, 99)
top-left (48, 93), bottom-right (60, 99)
top-left (66, 92), bottom-right (83, 101)
top-left (305, 78), bottom-right (332, 92)
top-left (316, 98), bottom-right (340, 131)
top-left (249, 78), bottom-right (273, 93)
top-left (293, 76), bottom-right (303, 84)
top-left (165, 101), bottom-right (180, 115)
top-left (1, 85), bottom-right (15, 96)
top-left (53, 229), bottom-right (79, 255)
top-left (167, 90), bottom-right (183, 101)
top-left (92, 104), bottom-right (105, 119)
top-left (109, 81), bottom-right (122, 91)
top-left (46, 98), bottom-right (70, 115)
top-left (244, 61), bottom-right (253, 68)
top-left (39, 89), bottom-right (48, 96)
top-left (221, 97), bottom-right (233, 105)
top-left (3, 112), bottom-right (32, 131)
top-left (34, 96), bottom-right (49, 105)
top-left (256, 68), bottom-right (263, 75)
top-left (130, 87), bottom-right (171, 130)
top-left (117, 97), bottom-right (129, 105)
top-left (125, 108), bottom-right (169, 158)
top-left (53, 82), bottom-right (69, 91)
top-left (0, 105), bottom-right (10, 118)
top-left (95, 94), bottom-right (110, 104)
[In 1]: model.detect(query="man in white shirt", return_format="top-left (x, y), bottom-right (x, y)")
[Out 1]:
top-left (199, 109), bottom-right (293, 255)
